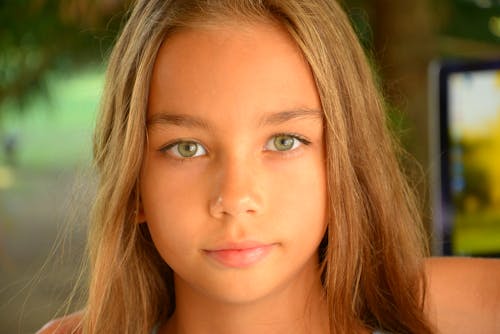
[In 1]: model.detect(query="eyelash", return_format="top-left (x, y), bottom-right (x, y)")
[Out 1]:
top-left (158, 133), bottom-right (311, 160)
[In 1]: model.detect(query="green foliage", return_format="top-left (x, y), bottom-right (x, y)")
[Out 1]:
top-left (433, 0), bottom-right (500, 43)
top-left (1, 68), bottom-right (102, 170)
top-left (0, 0), bottom-right (128, 117)
top-left (454, 209), bottom-right (500, 254)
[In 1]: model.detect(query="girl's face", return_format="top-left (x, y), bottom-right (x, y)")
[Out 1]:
top-left (140, 22), bottom-right (327, 304)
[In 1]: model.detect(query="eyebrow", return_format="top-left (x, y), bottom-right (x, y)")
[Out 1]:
top-left (258, 108), bottom-right (323, 127)
top-left (147, 108), bottom-right (323, 129)
top-left (147, 113), bottom-right (212, 130)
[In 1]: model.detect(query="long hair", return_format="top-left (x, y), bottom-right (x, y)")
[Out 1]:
top-left (85, 0), bottom-right (434, 333)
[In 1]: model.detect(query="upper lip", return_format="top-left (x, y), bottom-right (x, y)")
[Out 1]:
top-left (204, 241), bottom-right (274, 252)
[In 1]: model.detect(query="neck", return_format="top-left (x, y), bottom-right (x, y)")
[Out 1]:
top-left (161, 263), bottom-right (329, 334)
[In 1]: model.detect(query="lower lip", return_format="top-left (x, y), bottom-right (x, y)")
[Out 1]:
top-left (204, 244), bottom-right (275, 268)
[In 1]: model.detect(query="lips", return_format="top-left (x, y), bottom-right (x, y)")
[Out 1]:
top-left (203, 242), bottom-right (276, 268)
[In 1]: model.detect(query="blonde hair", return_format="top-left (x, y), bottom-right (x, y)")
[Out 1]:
top-left (85, 0), bottom-right (433, 333)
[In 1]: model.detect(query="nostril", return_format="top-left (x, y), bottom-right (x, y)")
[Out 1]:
top-left (209, 195), bottom-right (261, 218)
top-left (209, 196), bottom-right (224, 218)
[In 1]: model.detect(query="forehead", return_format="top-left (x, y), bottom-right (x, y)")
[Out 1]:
top-left (148, 22), bottom-right (321, 123)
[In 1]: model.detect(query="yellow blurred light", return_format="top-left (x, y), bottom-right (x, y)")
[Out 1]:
top-left (489, 16), bottom-right (500, 38)
top-left (0, 165), bottom-right (15, 189)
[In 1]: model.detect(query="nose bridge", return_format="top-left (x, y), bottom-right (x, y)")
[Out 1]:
top-left (209, 150), bottom-right (262, 218)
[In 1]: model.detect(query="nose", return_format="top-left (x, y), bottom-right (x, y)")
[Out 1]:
top-left (209, 156), bottom-right (263, 219)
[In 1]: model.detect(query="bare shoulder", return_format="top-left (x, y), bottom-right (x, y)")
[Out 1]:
top-left (424, 257), bottom-right (500, 333)
top-left (36, 311), bottom-right (83, 334)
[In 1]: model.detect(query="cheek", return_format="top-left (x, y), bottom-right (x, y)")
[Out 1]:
top-left (270, 155), bottom-right (328, 236)
top-left (140, 161), bottom-right (208, 257)
top-left (143, 193), bottom-right (204, 268)
top-left (141, 152), bottom-right (207, 219)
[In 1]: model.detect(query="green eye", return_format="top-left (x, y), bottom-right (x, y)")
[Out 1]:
top-left (273, 135), bottom-right (295, 151)
top-left (163, 140), bottom-right (207, 158)
top-left (265, 134), bottom-right (308, 152)
top-left (177, 142), bottom-right (199, 157)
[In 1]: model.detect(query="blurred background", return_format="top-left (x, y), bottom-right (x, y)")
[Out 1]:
top-left (0, 0), bottom-right (499, 332)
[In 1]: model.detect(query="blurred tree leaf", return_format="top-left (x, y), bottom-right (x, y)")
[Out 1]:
top-left (434, 0), bottom-right (500, 43)
top-left (0, 0), bottom-right (130, 117)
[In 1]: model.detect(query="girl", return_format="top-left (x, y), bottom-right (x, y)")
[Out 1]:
top-left (39, 0), bottom-right (500, 333)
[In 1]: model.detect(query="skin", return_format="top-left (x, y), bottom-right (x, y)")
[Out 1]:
top-left (425, 257), bottom-right (500, 333)
top-left (140, 22), bottom-right (329, 334)
top-left (36, 22), bottom-right (500, 334)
